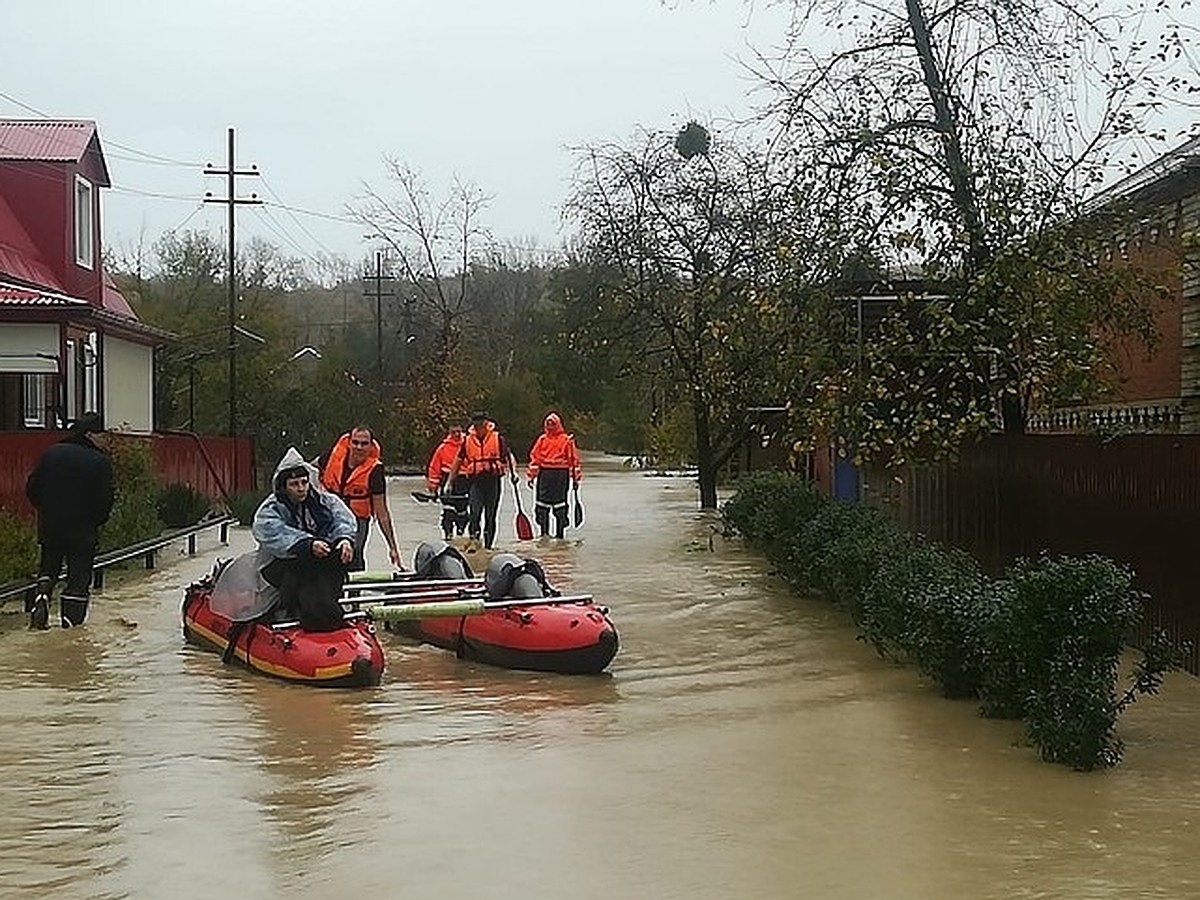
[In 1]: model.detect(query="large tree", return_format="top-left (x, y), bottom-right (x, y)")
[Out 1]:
top-left (755, 0), bottom-right (1191, 452)
top-left (564, 122), bottom-right (838, 507)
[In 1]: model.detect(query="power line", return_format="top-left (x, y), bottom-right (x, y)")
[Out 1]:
top-left (110, 185), bottom-right (202, 202)
top-left (258, 175), bottom-right (339, 258)
top-left (0, 88), bottom-right (203, 167)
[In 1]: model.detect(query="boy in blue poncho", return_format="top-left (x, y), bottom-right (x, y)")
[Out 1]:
top-left (252, 447), bottom-right (358, 631)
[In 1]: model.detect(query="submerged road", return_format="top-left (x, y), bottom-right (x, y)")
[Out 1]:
top-left (1, 454), bottom-right (1198, 899)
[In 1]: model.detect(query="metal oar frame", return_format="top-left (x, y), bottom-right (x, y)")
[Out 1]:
top-left (341, 581), bottom-right (599, 622)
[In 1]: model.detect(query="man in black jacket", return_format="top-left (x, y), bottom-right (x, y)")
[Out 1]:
top-left (25, 413), bottom-right (115, 628)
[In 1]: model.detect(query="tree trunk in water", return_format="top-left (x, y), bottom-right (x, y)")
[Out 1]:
top-left (694, 402), bottom-right (719, 509)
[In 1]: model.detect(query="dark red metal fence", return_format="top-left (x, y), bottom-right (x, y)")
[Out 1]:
top-left (865, 434), bottom-right (1200, 673)
top-left (0, 431), bottom-right (255, 518)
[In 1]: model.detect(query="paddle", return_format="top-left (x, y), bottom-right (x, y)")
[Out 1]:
top-left (573, 482), bottom-right (584, 528)
top-left (411, 490), bottom-right (439, 503)
top-left (511, 478), bottom-right (534, 540)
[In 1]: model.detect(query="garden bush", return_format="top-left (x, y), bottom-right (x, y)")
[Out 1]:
top-left (984, 555), bottom-right (1150, 769)
top-left (100, 439), bottom-right (164, 553)
top-left (157, 482), bottom-right (211, 528)
top-left (0, 507), bottom-right (38, 584)
top-left (229, 490), bottom-right (263, 526)
top-left (722, 471), bottom-right (1182, 769)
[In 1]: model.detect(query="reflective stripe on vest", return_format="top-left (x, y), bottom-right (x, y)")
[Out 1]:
top-left (321, 435), bottom-right (376, 518)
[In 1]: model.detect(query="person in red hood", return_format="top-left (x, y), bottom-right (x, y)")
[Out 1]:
top-left (526, 412), bottom-right (582, 539)
top-left (426, 423), bottom-right (470, 540)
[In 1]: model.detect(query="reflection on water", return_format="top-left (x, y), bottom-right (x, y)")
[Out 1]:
top-left (1, 457), bottom-right (1199, 899)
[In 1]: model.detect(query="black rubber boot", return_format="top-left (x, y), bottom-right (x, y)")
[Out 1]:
top-left (60, 595), bottom-right (89, 628)
top-left (29, 578), bottom-right (51, 631)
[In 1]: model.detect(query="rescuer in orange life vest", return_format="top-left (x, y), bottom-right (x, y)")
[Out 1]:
top-left (446, 411), bottom-right (519, 550)
top-left (319, 424), bottom-right (402, 570)
top-left (526, 412), bottom-right (582, 539)
top-left (426, 423), bottom-right (469, 541)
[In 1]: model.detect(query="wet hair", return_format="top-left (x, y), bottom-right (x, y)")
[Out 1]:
top-left (349, 424), bottom-right (373, 441)
top-left (69, 412), bottom-right (104, 435)
top-left (276, 465), bottom-right (310, 491)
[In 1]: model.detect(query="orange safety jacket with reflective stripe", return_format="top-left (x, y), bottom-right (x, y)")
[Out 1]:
top-left (426, 433), bottom-right (463, 490)
top-left (527, 433), bottom-right (581, 482)
top-left (462, 423), bottom-right (505, 477)
top-left (321, 433), bottom-right (380, 519)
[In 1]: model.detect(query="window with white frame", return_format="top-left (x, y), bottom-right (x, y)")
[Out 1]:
top-left (75, 174), bottom-right (94, 269)
top-left (65, 339), bottom-right (78, 423)
top-left (23, 375), bottom-right (46, 427)
top-left (83, 331), bottom-right (98, 413)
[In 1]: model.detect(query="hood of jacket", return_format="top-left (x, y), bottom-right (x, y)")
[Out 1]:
top-left (543, 413), bottom-right (563, 436)
top-left (272, 446), bottom-right (322, 498)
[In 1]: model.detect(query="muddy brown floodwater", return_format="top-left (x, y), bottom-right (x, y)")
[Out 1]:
top-left (1, 453), bottom-right (1198, 899)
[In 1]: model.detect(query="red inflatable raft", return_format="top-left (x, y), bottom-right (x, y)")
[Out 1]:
top-left (183, 557), bottom-right (385, 688)
top-left (350, 545), bottom-right (618, 676)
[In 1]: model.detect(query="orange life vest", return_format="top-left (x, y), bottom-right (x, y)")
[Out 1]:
top-left (462, 423), bottom-right (504, 477)
top-left (527, 413), bottom-right (582, 482)
top-left (321, 433), bottom-right (380, 519)
top-left (527, 434), bottom-right (581, 481)
top-left (427, 432), bottom-right (464, 489)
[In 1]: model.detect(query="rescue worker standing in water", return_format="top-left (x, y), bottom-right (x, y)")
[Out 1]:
top-left (426, 423), bottom-right (469, 541)
top-left (320, 425), bottom-right (402, 570)
top-left (526, 412), bottom-right (582, 539)
top-left (446, 411), bottom-right (518, 550)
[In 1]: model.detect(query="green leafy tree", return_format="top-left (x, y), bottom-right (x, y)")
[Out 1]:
top-left (757, 0), bottom-right (1192, 454)
top-left (564, 123), bottom-right (826, 507)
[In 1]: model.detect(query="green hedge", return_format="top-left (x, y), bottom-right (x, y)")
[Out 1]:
top-left (157, 482), bottom-right (211, 529)
top-left (0, 507), bottom-right (38, 584)
top-left (722, 471), bottom-right (1185, 770)
top-left (100, 439), bottom-right (164, 553)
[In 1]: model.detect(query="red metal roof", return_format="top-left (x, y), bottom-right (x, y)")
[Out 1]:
top-left (0, 191), bottom-right (64, 291)
top-left (102, 272), bottom-right (135, 318)
top-left (0, 119), bottom-right (110, 186)
top-left (0, 278), bottom-right (86, 306)
top-left (0, 120), bottom-right (95, 162)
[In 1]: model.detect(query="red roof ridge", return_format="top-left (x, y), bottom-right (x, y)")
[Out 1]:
top-left (0, 119), bottom-right (109, 185)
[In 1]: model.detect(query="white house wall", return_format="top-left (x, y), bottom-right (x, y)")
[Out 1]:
top-left (0, 323), bottom-right (59, 373)
top-left (103, 335), bottom-right (153, 432)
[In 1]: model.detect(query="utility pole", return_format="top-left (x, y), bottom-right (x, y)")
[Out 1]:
top-left (204, 127), bottom-right (260, 437)
top-left (363, 251), bottom-right (394, 382)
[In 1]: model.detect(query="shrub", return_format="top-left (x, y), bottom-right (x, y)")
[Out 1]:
top-left (229, 490), bottom-right (263, 526)
top-left (722, 472), bottom-right (1182, 770)
top-left (100, 439), bottom-right (163, 553)
top-left (158, 482), bottom-right (211, 528)
top-left (984, 555), bottom-right (1148, 769)
top-left (0, 507), bottom-right (38, 584)
top-left (858, 538), bottom-right (993, 698)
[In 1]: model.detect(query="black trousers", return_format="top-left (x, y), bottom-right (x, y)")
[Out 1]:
top-left (38, 531), bottom-right (97, 626)
top-left (467, 474), bottom-right (502, 549)
top-left (348, 517), bottom-right (370, 572)
top-left (439, 476), bottom-right (470, 539)
top-left (534, 468), bottom-right (571, 538)
top-left (261, 554), bottom-right (348, 632)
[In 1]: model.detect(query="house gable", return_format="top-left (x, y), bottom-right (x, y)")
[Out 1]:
top-left (0, 118), bottom-right (168, 433)
top-left (0, 120), bottom-right (110, 305)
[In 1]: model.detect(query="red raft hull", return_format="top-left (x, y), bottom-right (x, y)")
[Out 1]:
top-left (182, 584), bottom-right (385, 688)
top-left (389, 593), bottom-right (618, 675)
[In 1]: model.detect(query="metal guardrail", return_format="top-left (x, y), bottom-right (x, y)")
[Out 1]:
top-left (0, 515), bottom-right (236, 609)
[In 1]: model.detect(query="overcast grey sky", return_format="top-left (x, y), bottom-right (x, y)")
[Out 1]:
top-left (3, 1), bottom-right (793, 271)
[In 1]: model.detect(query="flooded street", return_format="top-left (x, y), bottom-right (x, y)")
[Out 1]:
top-left (1, 453), bottom-right (1198, 899)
